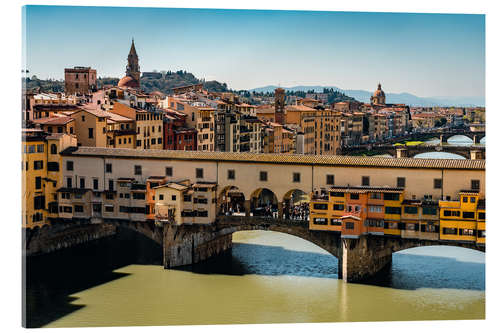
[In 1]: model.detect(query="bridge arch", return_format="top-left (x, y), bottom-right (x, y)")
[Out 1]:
top-left (249, 188), bottom-right (279, 217)
top-left (217, 185), bottom-right (246, 215)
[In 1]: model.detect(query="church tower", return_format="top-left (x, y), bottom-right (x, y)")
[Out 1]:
top-left (274, 88), bottom-right (285, 124)
top-left (370, 83), bottom-right (386, 106)
top-left (126, 39), bottom-right (141, 83)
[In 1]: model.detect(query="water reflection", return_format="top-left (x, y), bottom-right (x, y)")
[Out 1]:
top-left (25, 229), bottom-right (485, 327)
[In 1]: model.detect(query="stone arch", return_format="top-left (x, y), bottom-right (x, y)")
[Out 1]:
top-left (382, 237), bottom-right (485, 254)
top-left (217, 185), bottom-right (246, 216)
top-left (103, 220), bottom-right (163, 245)
top-left (446, 134), bottom-right (474, 145)
top-left (282, 189), bottom-right (310, 220)
top-left (249, 188), bottom-right (279, 217)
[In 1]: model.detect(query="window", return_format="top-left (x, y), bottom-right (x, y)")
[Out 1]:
top-left (471, 180), bottom-right (480, 190)
top-left (330, 192), bottom-right (344, 198)
top-left (132, 193), bottom-right (146, 200)
top-left (66, 177), bottom-right (72, 188)
top-left (47, 162), bottom-right (59, 171)
top-left (463, 196), bottom-right (468, 203)
top-left (443, 210), bottom-right (460, 217)
top-left (330, 219), bottom-right (342, 226)
top-left (333, 204), bottom-right (345, 211)
top-left (66, 161), bottom-right (74, 171)
top-left (462, 211), bottom-right (475, 219)
top-left (88, 128), bottom-right (94, 139)
top-left (397, 177), bottom-right (406, 188)
top-left (93, 178), bottom-right (98, 190)
top-left (434, 178), bottom-right (442, 189)
top-left (470, 197), bottom-right (476, 203)
top-left (478, 212), bottom-right (485, 220)
top-left (134, 165), bottom-right (142, 175)
top-left (313, 203), bottom-right (328, 210)
top-left (35, 176), bottom-right (42, 190)
top-left (172, 195), bottom-right (177, 201)
top-left (106, 163), bottom-right (112, 173)
top-left (34, 160), bottom-right (43, 170)
top-left (383, 193), bottom-right (399, 201)
top-left (478, 230), bottom-right (486, 238)
top-left (459, 229), bottom-right (476, 236)
top-left (385, 206), bottom-right (401, 215)
top-left (50, 144), bottom-right (57, 154)
top-left (362, 176), bottom-right (370, 186)
top-left (404, 206), bottom-right (418, 214)
top-left (228, 169), bottom-right (235, 180)
top-left (105, 205), bottom-right (114, 212)
top-left (25, 161), bottom-right (28, 170)
top-left (183, 195), bottom-right (191, 201)
top-left (108, 179), bottom-right (114, 191)
top-left (80, 177), bottom-right (85, 189)
top-left (326, 174), bottom-right (335, 185)
top-left (293, 172), bottom-right (300, 183)
top-left (422, 206), bottom-right (437, 215)
top-left (313, 218), bottom-right (328, 225)
top-left (74, 205), bottom-right (84, 213)
top-left (368, 205), bottom-right (383, 213)
top-left (81, 115), bottom-right (85, 121)
top-left (196, 168), bottom-right (204, 179)
top-left (345, 222), bottom-right (355, 229)
top-left (37, 144), bottom-right (44, 153)
top-left (442, 228), bottom-right (457, 235)
top-left (260, 171), bottom-right (268, 181)
top-left (166, 167), bottom-right (173, 177)
top-left (119, 206), bottom-right (128, 213)
top-left (93, 204), bottom-right (102, 213)
top-left (34, 196), bottom-right (45, 210)
top-left (370, 192), bottom-right (382, 199)
top-left (159, 194), bottom-right (164, 200)
top-left (105, 193), bottom-right (113, 200)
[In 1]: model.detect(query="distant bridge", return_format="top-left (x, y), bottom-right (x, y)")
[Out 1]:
top-left (341, 144), bottom-right (485, 159)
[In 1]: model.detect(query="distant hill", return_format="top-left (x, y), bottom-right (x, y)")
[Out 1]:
top-left (249, 85), bottom-right (484, 107)
top-left (23, 70), bottom-right (230, 95)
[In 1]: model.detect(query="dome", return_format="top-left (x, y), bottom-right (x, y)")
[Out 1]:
top-left (373, 83), bottom-right (385, 97)
top-left (118, 75), bottom-right (140, 88)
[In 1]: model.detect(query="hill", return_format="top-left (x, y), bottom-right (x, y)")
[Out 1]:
top-left (249, 85), bottom-right (484, 107)
top-left (23, 70), bottom-right (230, 95)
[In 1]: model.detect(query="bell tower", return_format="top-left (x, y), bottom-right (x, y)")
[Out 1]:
top-left (274, 88), bottom-right (285, 124)
top-left (126, 39), bottom-right (141, 84)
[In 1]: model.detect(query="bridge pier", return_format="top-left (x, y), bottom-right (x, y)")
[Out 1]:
top-left (338, 235), bottom-right (393, 282)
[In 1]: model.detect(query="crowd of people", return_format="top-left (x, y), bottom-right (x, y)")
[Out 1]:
top-left (284, 202), bottom-right (309, 221)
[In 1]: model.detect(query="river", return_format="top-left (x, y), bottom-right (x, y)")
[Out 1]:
top-left (25, 228), bottom-right (485, 328)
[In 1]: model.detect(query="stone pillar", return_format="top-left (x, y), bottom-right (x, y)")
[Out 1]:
top-left (396, 148), bottom-right (407, 158)
top-left (278, 202), bottom-right (284, 220)
top-left (163, 224), bottom-right (233, 268)
top-left (338, 235), bottom-right (393, 283)
top-left (244, 200), bottom-right (251, 217)
top-left (473, 135), bottom-right (479, 145)
top-left (470, 149), bottom-right (484, 160)
top-left (440, 134), bottom-right (444, 145)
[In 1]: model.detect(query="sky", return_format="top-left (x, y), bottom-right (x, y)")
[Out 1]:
top-left (23, 6), bottom-right (485, 98)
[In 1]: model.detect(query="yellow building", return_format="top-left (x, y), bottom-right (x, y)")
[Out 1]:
top-left (69, 108), bottom-right (108, 147)
top-left (111, 102), bottom-right (163, 150)
top-left (439, 191), bottom-right (484, 244)
top-left (22, 130), bottom-right (77, 229)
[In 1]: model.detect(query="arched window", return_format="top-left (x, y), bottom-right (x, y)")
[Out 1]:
top-left (50, 144), bottom-right (57, 155)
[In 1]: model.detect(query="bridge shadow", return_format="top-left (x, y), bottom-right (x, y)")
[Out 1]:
top-left (24, 227), bottom-right (162, 328)
top-left (175, 242), bottom-right (485, 292)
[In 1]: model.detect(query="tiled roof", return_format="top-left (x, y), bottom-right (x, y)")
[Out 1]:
top-left (33, 116), bottom-right (74, 125)
top-left (60, 147), bottom-right (485, 170)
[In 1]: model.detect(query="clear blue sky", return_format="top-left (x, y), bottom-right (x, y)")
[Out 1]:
top-left (23, 6), bottom-right (485, 98)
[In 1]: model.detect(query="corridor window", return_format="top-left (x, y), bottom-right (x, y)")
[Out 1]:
top-left (134, 165), bottom-right (142, 175)
top-left (196, 168), bottom-right (204, 179)
top-left (66, 161), bottom-right (74, 171)
top-left (471, 180), bottom-right (480, 190)
top-left (397, 177), bottom-right (406, 188)
top-left (106, 163), bottom-right (112, 173)
top-left (165, 167), bottom-right (173, 177)
top-left (362, 176), bottom-right (370, 186)
top-left (227, 169), bottom-right (235, 180)
top-left (259, 171), bottom-right (267, 181)
top-left (326, 174), bottom-right (335, 185)
top-left (434, 178), bottom-right (442, 189)
top-left (293, 172), bottom-right (300, 183)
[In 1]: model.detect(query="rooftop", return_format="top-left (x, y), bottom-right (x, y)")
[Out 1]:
top-left (60, 147), bottom-right (485, 170)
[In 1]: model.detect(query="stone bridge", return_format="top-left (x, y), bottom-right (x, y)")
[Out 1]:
top-left (26, 216), bottom-right (484, 283)
top-left (341, 144), bottom-right (485, 159)
top-left (382, 128), bottom-right (485, 145)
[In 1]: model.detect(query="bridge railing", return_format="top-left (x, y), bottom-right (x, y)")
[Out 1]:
top-left (217, 215), bottom-right (309, 227)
